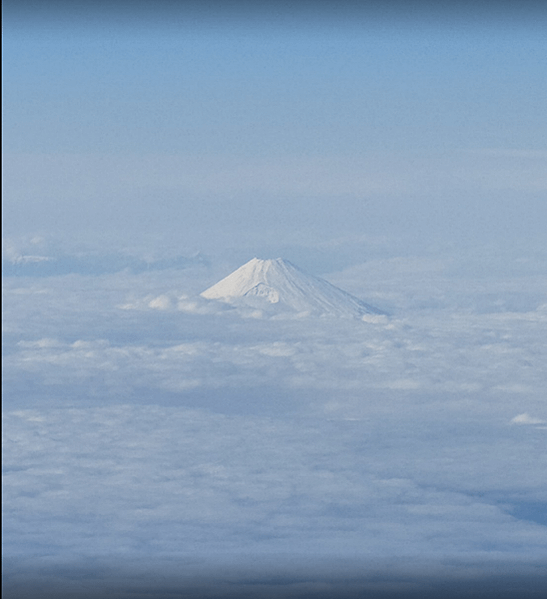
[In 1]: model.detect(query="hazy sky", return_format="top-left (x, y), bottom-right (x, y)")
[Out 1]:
top-left (3, 1), bottom-right (547, 262)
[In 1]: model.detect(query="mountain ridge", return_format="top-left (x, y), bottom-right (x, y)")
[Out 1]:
top-left (201, 257), bottom-right (383, 319)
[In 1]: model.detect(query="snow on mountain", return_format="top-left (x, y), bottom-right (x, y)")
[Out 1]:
top-left (201, 258), bottom-right (384, 319)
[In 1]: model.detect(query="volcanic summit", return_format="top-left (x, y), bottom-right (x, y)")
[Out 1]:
top-left (201, 258), bottom-right (383, 318)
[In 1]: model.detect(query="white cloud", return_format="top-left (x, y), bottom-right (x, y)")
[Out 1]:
top-left (361, 314), bottom-right (389, 324)
top-left (17, 338), bottom-right (62, 349)
top-left (511, 413), bottom-right (546, 426)
top-left (177, 294), bottom-right (231, 315)
top-left (3, 250), bottom-right (547, 582)
top-left (148, 294), bottom-right (172, 310)
top-left (4, 404), bottom-right (547, 565)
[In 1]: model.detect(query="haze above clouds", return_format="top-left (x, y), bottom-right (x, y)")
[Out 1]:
top-left (3, 2), bottom-right (547, 597)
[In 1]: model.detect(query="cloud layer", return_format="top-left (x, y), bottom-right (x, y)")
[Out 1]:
top-left (3, 259), bottom-right (547, 581)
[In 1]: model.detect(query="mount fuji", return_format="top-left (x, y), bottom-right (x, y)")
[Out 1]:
top-left (201, 258), bottom-right (383, 319)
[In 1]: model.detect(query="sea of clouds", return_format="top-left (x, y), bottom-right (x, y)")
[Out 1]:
top-left (3, 243), bottom-right (547, 598)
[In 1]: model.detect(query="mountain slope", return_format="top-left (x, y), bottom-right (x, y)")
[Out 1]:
top-left (201, 258), bottom-right (383, 318)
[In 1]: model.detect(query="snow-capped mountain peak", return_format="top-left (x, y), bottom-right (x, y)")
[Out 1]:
top-left (201, 258), bottom-right (383, 318)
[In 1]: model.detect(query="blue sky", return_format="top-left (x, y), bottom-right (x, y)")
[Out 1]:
top-left (5, 18), bottom-right (545, 157)
top-left (3, 2), bottom-right (547, 264)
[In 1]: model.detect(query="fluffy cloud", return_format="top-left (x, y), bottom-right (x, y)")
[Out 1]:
top-left (4, 404), bottom-right (547, 561)
top-left (3, 252), bottom-right (547, 595)
top-left (511, 413), bottom-right (546, 426)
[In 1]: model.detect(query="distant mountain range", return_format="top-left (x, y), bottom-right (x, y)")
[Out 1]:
top-left (201, 257), bottom-right (383, 319)
top-left (2, 251), bottom-right (209, 277)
